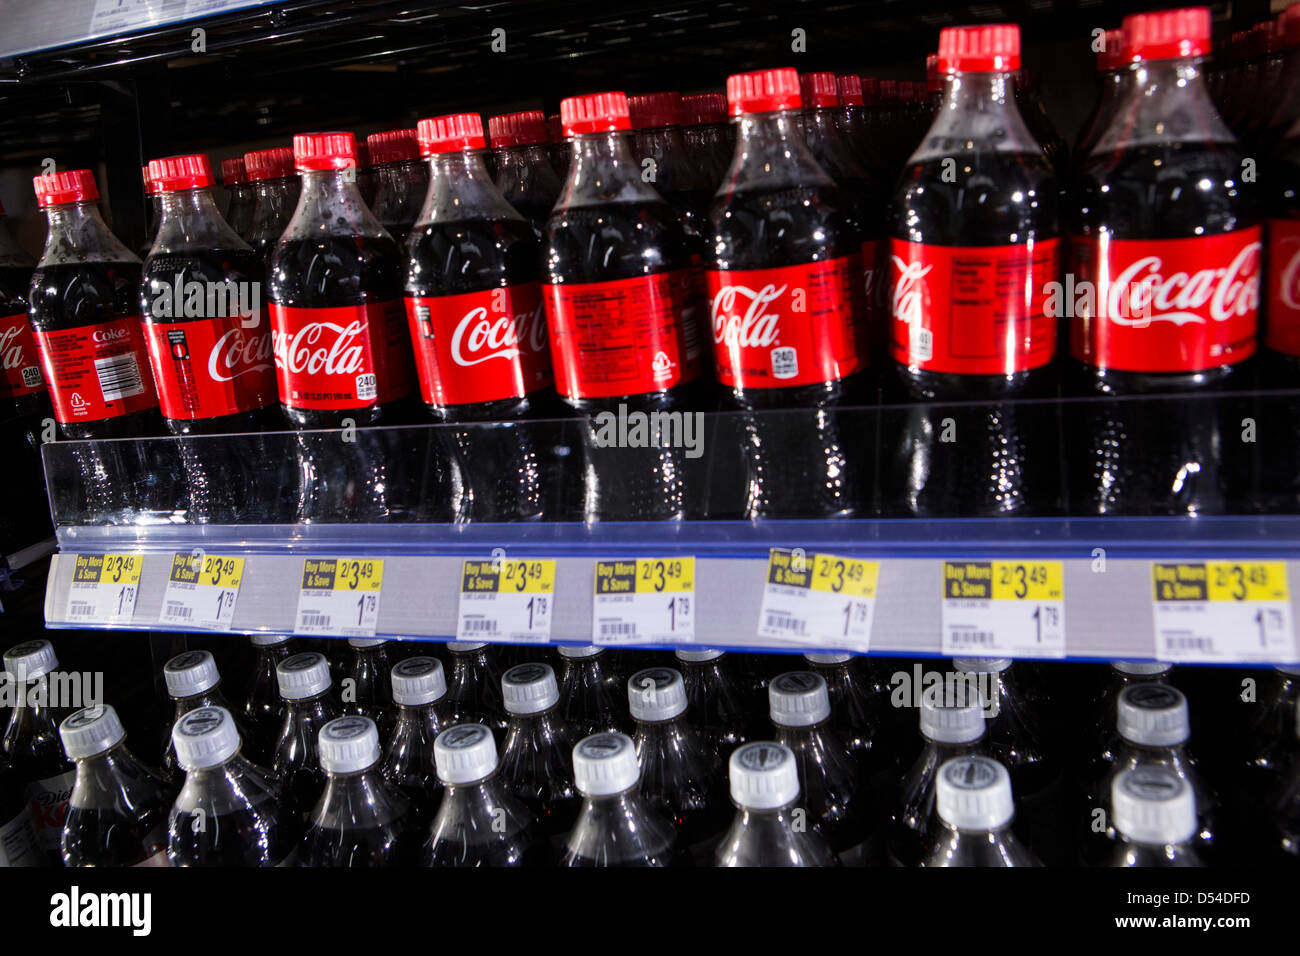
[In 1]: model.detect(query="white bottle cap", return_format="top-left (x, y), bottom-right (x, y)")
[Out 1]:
top-left (1112, 660), bottom-right (1172, 676)
top-left (675, 648), bottom-right (725, 663)
top-left (391, 656), bottom-right (446, 706)
top-left (434, 723), bottom-right (498, 785)
top-left (1111, 766), bottom-right (1197, 845)
top-left (628, 667), bottom-right (688, 722)
top-left (446, 642), bottom-right (487, 653)
top-left (768, 671), bottom-right (831, 727)
top-left (172, 706), bottom-right (240, 771)
top-left (804, 652), bottom-right (852, 665)
top-left (572, 732), bottom-right (640, 796)
top-left (502, 662), bottom-right (559, 715)
top-left (935, 755), bottom-right (1015, 830)
top-left (1117, 684), bottom-right (1189, 747)
top-left (558, 645), bottom-right (603, 658)
top-left (347, 638), bottom-right (388, 648)
top-left (59, 705), bottom-right (126, 760)
top-left (729, 741), bottom-right (799, 810)
top-left (3, 639), bottom-right (58, 683)
top-left (919, 686), bottom-right (986, 744)
top-left (952, 657), bottom-right (1013, 674)
top-left (276, 652), bottom-right (332, 700)
top-left (318, 715), bottom-right (381, 774)
top-left (250, 634), bottom-right (294, 647)
top-left (164, 649), bottom-right (220, 698)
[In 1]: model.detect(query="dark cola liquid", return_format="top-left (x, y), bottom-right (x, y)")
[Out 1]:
top-left (0, 262), bottom-right (54, 548)
top-left (887, 150), bottom-right (1062, 517)
top-left (406, 215), bottom-right (553, 521)
top-left (709, 180), bottom-right (868, 518)
top-left (245, 179), bottom-right (301, 270)
top-left (62, 801), bottom-right (170, 867)
top-left (1071, 141), bottom-right (1258, 515)
top-left (242, 644), bottom-right (293, 762)
top-left (545, 199), bottom-right (703, 521)
top-left (445, 649), bottom-right (508, 735)
top-left (170, 802), bottom-right (300, 866)
top-left (371, 161), bottom-right (428, 248)
top-left (271, 697), bottom-right (338, 813)
top-left (300, 812), bottom-right (417, 867)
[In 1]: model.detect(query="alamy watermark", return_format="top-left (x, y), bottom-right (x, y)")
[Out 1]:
top-left (888, 664), bottom-right (1000, 718)
top-left (592, 403), bottom-right (704, 460)
top-left (0, 670), bottom-right (103, 710)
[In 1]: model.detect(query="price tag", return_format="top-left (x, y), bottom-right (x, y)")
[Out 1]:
top-left (294, 558), bottom-right (384, 637)
top-left (1152, 561), bottom-right (1295, 662)
top-left (158, 552), bottom-right (245, 629)
top-left (593, 558), bottom-right (695, 645)
top-left (64, 553), bottom-right (142, 624)
top-left (941, 560), bottom-right (1066, 658)
top-left (756, 549), bottom-right (878, 650)
top-left (457, 559), bottom-right (555, 643)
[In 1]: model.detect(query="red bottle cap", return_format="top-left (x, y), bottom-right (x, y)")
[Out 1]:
top-left (1123, 7), bottom-right (1212, 62)
top-left (547, 114), bottom-right (563, 142)
top-left (726, 68), bottom-right (802, 116)
top-left (837, 75), bottom-right (864, 106)
top-left (627, 91), bottom-right (684, 129)
top-left (860, 75), bottom-right (880, 105)
top-left (1097, 28), bottom-right (1128, 71)
top-left (1286, 6), bottom-right (1300, 49)
top-left (33, 169), bottom-right (99, 207)
top-left (220, 157), bottom-right (247, 185)
top-left (798, 72), bottom-right (840, 108)
top-left (559, 92), bottom-right (631, 135)
top-left (293, 132), bottom-right (358, 171)
top-left (937, 24), bottom-right (1021, 73)
top-left (681, 93), bottom-right (727, 125)
top-left (926, 53), bottom-right (941, 92)
top-left (909, 80), bottom-right (929, 102)
top-left (141, 165), bottom-right (155, 195)
top-left (417, 113), bottom-right (487, 154)
top-left (366, 129), bottom-right (419, 165)
top-left (148, 154), bottom-right (216, 192)
top-left (1268, 15), bottom-right (1286, 54)
top-left (244, 147), bottom-right (295, 181)
top-left (488, 110), bottom-right (549, 148)
top-left (878, 78), bottom-right (900, 104)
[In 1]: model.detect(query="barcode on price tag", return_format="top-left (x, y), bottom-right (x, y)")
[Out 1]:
top-left (158, 553), bottom-right (245, 630)
top-left (1152, 562), bottom-right (1295, 662)
top-left (65, 553), bottom-right (142, 624)
top-left (593, 558), bottom-right (695, 645)
top-left (456, 558), bottom-right (555, 643)
top-left (755, 549), bottom-right (877, 650)
top-left (941, 560), bottom-right (1066, 658)
top-left (294, 558), bottom-right (384, 637)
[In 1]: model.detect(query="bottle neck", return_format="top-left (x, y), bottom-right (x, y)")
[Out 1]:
top-left (727, 110), bottom-right (835, 190)
top-left (559, 130), bottom-right (664, 208)
top-left (39, 201), bottom-right (140, 266)
top-left (496, 143), bottom-right (554, 172)
top-left (286, 691), bottom-right (333, 716)
top-left (153, 186), bottom-right (249, 253)
top-left (285, 167), bottom-right (389, 240)
top-left (0, 215), bottom-right (33, 267)
top-left (1093, 58), bottom-right (1235, 156)
top-left (1270, 47), bottom-right (1300, 132)
top-left (416, 150), bottom-right (519, 225)
top-left (508, 706), bottom-right (562, 734)
top-left (77, 742), bottom-right (146, 782)
top-left (910, 71), bottom-right (1041, 163)
top-left (172, 687), bottom-right (227, 717)
top-left (7, 676), bottom-right (62, 726)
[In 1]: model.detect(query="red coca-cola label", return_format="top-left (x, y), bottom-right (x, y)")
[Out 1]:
top-left (888, 238), bottom-right (1059, 375)
top-left (404, 284), bottom-right (552, 407)
top-left (32, 316), bottom-right (158, 423)
top-left (143, 316), bottom-right (277, 421)
top-left (0, 313), bottom-right (44, 398)
top-left (268, 301), bottom-right (413, 411)
top-left (1267, 218), bottom-right (1300, 357)
top-left (706, 255), bottom-right (865, 389)
top-left (1070, 229), bottom-right (1261, 372)
top-left (544, 270), bottom-right (696, 399)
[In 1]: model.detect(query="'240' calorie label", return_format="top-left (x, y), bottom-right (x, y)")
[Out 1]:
top-left (0, 313), bottom-right (44, 399)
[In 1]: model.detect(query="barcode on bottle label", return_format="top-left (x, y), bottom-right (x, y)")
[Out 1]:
top-left (1151, 562), bottom-right (1295, 662)
top-left (940, 561), bottom-right (1066, 658)
top-left (295, 557), bottom-right (384, 637)
top-left (756, 549), bottom-right (876, 651)
top-left (457, 558), bottom-right (555, 643)
top-left (592, 558), bottom-right (695, 646)
top-left (93, 353), bottom-right (146, 402)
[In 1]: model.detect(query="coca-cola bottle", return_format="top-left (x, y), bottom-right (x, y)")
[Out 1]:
top-left (299, 715), bottom-right (417, 866)
top-left (59, 704), bottom-right (173, 866)
top-left (886, 24), bottom-right (1061, 518)
top-left (241, 635), bottom-right (296, 762)
top-left (1225, 22), bottom-right (1274, 140)
top-left (271, 651), bottom-right (340, 814)
top-left (497, 662), bottom-right (581, 837)
top-left (543, 91), bottom-right (702, 522)
top-left (367, 129), bottom-right (427, 247)
top-left (560, 731), bottom-right (685, 866)
top-left (405, 112), bottom-right (554, 522)
top-left (1074, 29), bottom-right (1131, 165)
top-left (714, 740), bottom-right (840, 866)
top-left (546, 115), bottom-right (568, 176)
top-left (444, 642), bottom-right (508, 735)
top-left (422, 723), bottom-right (550, 866)
top-left (1261, 8), bottom-right (1300, 150)
top-left (381, 655), bottom-right (449, 829)
top-left (675, 648), bottom-right (758, 751)
top-left (341, 638), bottom-right (395, 737)
top-left (1108, 766), bottom-right (1206, 867)
top-left (1014, 69), bottom-right (1067, 172)
top-left (161, 649), bottom-right (256, 780)
top-left (168, 706), bottom-right (301, 866)
top-left (221, 158), bottom-right (256, 239)
top-left (680, 93), bottom-right (733, 190)
top-left (0, 754), bottom-right (40, 867)
top-left (835, 74), bottom-right (886, 179)
top-left (489, 110), bottom-right (564, 236)
top-left (2, 639), bottom-right (76, 863)
top-left (1070, 7), bottom-right (1260, 516)
top-left (556, 645), bottom-right (627, 736)
top-left (139, 166), bottom-right (162, 258)
top-left (708, 68), bottom-right (869, 519)
top-left (923, 754), bottom-right (1040, 867)
top-left (243, 147), bottom-right (300, 269)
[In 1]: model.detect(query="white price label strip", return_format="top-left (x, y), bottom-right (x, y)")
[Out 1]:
top-left (294, 558), bottom-right (384, 637)
top-left (593, 558), bottom-right (695, 645)
top-left (457, 559), bottom-right (555, 643)
top-left (1152, 562), bottom-right (1295, 662)
top-left (158, 553), bottom-right (245, 629)
top-left (65, 554), bottom-right (142, 624)
top-left (756, 549), bottom-right (878, 651)
top-left (941, 560), bottom-right (1066, 658)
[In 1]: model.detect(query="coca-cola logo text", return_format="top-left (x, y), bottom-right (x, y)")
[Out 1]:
top-left (208, 326), bottom-right (274, 382)
top-left (1277, 243), bottom-right (1300, 312)
top-left (711, 283), bottom-right (787, 349)
top-left (272, 320), bottom-right (368, 377)
top-left (1103, 242), bottom-right (1261, 327)
top-left (890, 258), bottom-right (933, 327)
top-left (92, 327), bottom-right (127, 344)
top-left (447, 302), bottom-right (547, 367)
top-left (0, 323), bottom-right (31, 370)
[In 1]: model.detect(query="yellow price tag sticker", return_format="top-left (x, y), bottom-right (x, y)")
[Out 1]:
top-left (1206, 562), bottom-right (1289, 603)
top-left (73, 553), bottom-right (143, 586)
top-left (169, 553), bottom-right (245, 590)
top-left (991, 561), bottom-right (1064, 601)
top-left (809, 554), bottom-right (877, 599)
